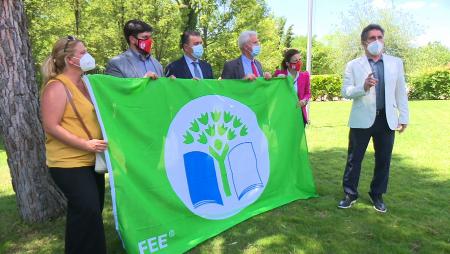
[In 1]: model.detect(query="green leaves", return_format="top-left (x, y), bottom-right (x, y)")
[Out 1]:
top-left (184, 111), bottom-right (250, 146)
top-left (233, 117), bottom-right (243, 128)
top-left (218, 124), bottom-right (228, 136)
top-left (211, 111), bottom-right (221, 123)
top-left (198, 113), bottom-right (209, 125)
top-left (224, 111), bottom-right (233, 123)
top-left (227, 129), bottom-right (236, 140)
top-left (240, 125), bottom-right (248, 136)
top-left (197, 132), bottom-right (208, 144)
top-left (183, 131), bottom-right (194, 144)
top-left (205, 125), bottom-right (215, 136)
top-left (189, 120), bottom-right (200, 133)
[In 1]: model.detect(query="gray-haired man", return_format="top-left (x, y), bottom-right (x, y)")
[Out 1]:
top-left (221, 31), bottom-right (271, 80)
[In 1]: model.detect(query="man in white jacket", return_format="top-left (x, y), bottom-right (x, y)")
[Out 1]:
top-left (338, 24), bottom-right (409, 213)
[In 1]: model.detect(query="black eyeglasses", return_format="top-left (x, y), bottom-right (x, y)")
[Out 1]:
top-left (63, 35), bottom-right (76, 52)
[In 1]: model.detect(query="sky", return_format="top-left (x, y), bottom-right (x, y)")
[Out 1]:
top-left (266, 0), bottom-right (450, 47)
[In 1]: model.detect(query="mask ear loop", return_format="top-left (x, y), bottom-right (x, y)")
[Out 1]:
top-left (243, 43), bottom-right (252, 56)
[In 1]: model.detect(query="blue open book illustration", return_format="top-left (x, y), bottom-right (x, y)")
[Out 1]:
top-left (228, 142), bottom-right (264, 200)
top-left (183, 151), bottom-right (223, 208)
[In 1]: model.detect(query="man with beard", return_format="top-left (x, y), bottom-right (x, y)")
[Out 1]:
top-left (106, 19), bottom-right (163, 79)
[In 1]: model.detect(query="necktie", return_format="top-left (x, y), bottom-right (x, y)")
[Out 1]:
top-left (251, 60), bottom-right (259, 77)
top-left (192, 62), bottom-right (202, 79)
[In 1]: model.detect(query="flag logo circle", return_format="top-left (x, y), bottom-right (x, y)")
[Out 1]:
top-left (164, 95), bottom-right (270, 220)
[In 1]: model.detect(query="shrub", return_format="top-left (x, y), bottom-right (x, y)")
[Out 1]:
top-left (310, 74), bottom-right (342, 101)
top-left (408, 68), bottom-right (450, 100)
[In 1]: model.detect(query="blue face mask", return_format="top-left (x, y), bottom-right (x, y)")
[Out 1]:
top-left (191, 44), bottom-right (204, 59)
top-left (251, 45), bottom-right (261, 57)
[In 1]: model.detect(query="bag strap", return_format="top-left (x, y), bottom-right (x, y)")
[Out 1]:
top-left (57, 78), bottom-right (93, 140)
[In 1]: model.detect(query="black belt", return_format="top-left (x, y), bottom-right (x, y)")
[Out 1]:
top-left (376, 108), bottom-right (385, 116)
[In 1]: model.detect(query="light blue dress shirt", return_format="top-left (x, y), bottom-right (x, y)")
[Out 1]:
top-left (184, 55), bottom-right (204, 79)
top-left (241, 55), bottom-right (260, 76)
top-left (368, 55), bottom-right (385, 110)
top-left (130, 49), bottom-right (160, 76)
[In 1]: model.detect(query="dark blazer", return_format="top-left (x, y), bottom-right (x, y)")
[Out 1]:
top-left (164, 56), bottom-right (213, 79)
top-left (221, 56), bottom-right (263, 79)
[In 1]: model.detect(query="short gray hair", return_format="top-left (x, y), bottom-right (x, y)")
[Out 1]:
top-left (238, 31), bottom-right (258, 49)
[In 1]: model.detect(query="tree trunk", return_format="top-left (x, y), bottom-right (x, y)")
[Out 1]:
top-left (73, 0), bottom-right (81, 36)
top-left (0, 0), bottom-right (66, 223)
top-left (178, 0), bottom-right (198, 32)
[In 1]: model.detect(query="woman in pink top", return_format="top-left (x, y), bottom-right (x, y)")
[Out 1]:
top-left (274, 49), bottom-right (311, 125)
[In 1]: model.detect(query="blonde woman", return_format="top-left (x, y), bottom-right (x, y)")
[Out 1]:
top-left (40, 36), bottom-right (107, 254)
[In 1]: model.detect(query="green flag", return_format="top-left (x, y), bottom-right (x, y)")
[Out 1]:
top-left (85, 74), bottom-right (317, 254)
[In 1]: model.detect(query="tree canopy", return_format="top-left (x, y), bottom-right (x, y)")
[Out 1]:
top-left (23, 0), bottom-right (450, 77)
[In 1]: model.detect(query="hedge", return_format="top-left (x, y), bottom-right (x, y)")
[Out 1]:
top-left (407, 69), bottom-right (450, 100)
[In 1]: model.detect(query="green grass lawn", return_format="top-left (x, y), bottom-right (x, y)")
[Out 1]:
top-left (1, 100), bottom-right (449, 254)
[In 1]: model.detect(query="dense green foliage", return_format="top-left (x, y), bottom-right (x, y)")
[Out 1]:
top-left (408, 68), bottom-right (450, 100)
top-left (310, 75), bottom-right (342, 101)
top-left (24, 0), bottom-right (290, 80)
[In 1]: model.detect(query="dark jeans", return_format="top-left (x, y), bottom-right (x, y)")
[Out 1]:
top-left (49, 166), bottom-right (106, 254)
top-left (342, 112), bottom-right (395, 198)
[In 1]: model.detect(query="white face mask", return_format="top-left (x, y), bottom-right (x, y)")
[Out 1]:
top-left (367, 40), bottom-right (384, 56)
top-left (73, 53), bottom-right (96, 72)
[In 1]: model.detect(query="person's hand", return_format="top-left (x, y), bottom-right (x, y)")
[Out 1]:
top-left (263, 72), bottom-right (272, 80)
top-left (364, 73), bottom-right (378, 91)
top-left (397, 124), bottom-right (407, 133)
top-left (169, 75), bottom-right (176, 79)
top-left (244, 73), bottom-right (257, 81)
top-left (143, 71), bottom-right (158, 80)
top-left (297, 99), bottom-right (307, 107)
top-left (85, 139), bottom-right (108, 153)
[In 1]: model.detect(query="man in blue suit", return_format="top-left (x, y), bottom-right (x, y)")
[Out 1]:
top-left (165, 31), bottom-right (213, 79)
top-left (221, 30), bottom-right (271, 80)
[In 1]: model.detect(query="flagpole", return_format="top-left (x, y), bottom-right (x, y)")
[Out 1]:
top-left (306, 0), bottom-right (313, 125)
top-left (306, 0), bottom-right (313, 74)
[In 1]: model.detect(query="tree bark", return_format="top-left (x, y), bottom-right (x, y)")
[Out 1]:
top-left (73, 0), bottom-right (81, 36)
top-left (0, 0), bottom-right (66, 223)
top-left (177, 0), bottom-right (199, 32)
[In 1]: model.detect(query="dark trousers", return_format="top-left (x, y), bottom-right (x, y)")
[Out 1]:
top-left (50, 166), bottom-right (106, 254)
top-left (343, 112), bottom-right (395, 198)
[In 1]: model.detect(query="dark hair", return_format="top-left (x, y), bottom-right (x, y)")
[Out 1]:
top-left (180, 31), bottom-right (201, 49)
top-left (124, 20), bottom-right (153, 44)
top-left (281, 48), bottom-right (300, 70)
top-left (361, 24), bottom-right (384, 43)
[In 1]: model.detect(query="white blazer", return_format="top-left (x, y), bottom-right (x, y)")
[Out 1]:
top-left (341, 54), bottom-right (409, 130)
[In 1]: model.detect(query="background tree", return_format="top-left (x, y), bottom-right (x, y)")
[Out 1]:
top-left (284, 24), bottom-right (294, 48)
top-left (0, 0), bottom-right (66, 223)
top-left (324, 0), bottom-right (418, 74)
top-left (291, 35), bottom-right (334, 74)
top-left (406, 42), bottom-right (450, 74)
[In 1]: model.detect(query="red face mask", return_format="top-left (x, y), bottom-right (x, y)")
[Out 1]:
top-left (289, 61), bottom-right (302, 72)
top-left (136, 38), bottom-right (153, 54)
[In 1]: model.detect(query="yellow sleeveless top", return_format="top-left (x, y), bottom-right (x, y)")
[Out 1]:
top-left (44, 74), bottom-right (102, 168)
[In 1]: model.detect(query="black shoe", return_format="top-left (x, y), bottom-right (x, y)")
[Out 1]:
top-left (369, 193), bottom-right (387, 213)
top-left (337, 194), bottom-right (357, 209)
